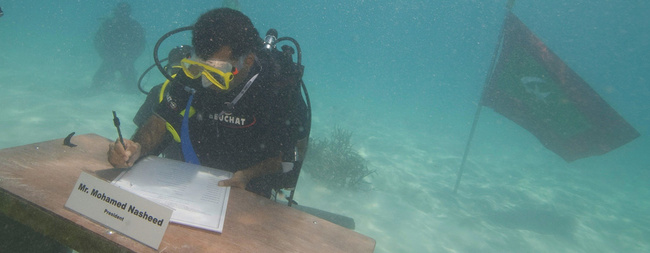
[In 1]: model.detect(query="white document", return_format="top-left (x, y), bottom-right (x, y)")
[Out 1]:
top-left (112, 156), bottom-right (232, 233)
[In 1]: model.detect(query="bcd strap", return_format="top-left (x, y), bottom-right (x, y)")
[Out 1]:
top-left (181, 89), bottom-right (200, 164)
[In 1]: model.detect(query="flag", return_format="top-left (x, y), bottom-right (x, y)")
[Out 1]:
top-left (481, 12), bottom-right (640, 162)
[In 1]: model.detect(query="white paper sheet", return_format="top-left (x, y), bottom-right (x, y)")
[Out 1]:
top-left (112, 156), bottom-right (232, 233)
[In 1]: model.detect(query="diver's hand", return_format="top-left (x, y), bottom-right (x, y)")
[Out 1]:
top-left (218, 171), bottom-right (250, 189)
top-left (108, 139), bottom-right (141, 168)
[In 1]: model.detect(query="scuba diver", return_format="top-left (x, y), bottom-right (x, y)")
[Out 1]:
top-left (109, 8), bottom-right (311, 201)
top-left (93, 2), bottom-right (145, 92)
top-left (0, 7), bottom-right (4, 18)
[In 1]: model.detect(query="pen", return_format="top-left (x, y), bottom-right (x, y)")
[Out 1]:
top-left (112, 111), bottom-right (126, 150)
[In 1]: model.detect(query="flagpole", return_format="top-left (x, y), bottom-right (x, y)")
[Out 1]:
top-left (453, 1), bottom-right (515, 193)
top-left (453, 104), bottom-right (483, 193)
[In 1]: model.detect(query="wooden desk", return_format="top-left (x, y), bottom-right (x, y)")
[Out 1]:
top-left (0, 134), bottom-right (375, 252)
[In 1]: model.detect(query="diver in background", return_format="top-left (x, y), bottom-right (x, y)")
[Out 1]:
top-left (0, 6), bottom-right (4, 18)
top-left (93, 2), bottom-right (145, 92)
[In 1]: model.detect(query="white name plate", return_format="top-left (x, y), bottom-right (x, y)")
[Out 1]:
top-left (65, 172), bottom-right (173, 250)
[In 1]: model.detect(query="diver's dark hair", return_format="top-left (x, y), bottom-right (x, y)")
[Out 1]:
top-left (192, 8), bottom-right (262, 60)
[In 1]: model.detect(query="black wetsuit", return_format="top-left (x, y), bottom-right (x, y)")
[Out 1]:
top-left (153, 59), bottom-right (308, 197)
top-left (93, 16), bottom-right (145, 90)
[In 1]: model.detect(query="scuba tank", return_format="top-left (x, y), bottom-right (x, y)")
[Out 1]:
top-left (259, 28), bottom-right (311, 206)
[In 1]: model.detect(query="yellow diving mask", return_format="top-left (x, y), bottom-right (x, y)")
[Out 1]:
top-left (179, 58), bottom-right (239, 90)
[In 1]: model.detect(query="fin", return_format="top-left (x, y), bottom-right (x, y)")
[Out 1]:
top-left (63, 132), bottom-right (77, 147)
